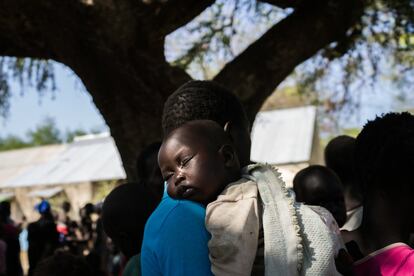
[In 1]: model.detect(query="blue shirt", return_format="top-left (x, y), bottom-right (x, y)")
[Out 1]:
top-left (141, 192), bottom-right (213, 276)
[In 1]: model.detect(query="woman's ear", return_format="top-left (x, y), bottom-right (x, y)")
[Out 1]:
top-left (224, 121), bottom-right (231, 132)
top-left (224, 120), bottom-right (251, 168)
top-left (219, 144), bottom-right (239, 168)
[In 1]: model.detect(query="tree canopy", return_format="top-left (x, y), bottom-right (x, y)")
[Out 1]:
top-left (166, 0), bottom-right (414, 115)
top-left (1, 0), bottom-right (413, 178)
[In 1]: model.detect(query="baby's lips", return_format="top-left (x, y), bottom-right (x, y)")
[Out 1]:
top-left (182, 187), bottom-right (196, 198)
top-left (175, 185), bottom-right (196, 199)
top-left (175, 185), bottom-right (187, 197)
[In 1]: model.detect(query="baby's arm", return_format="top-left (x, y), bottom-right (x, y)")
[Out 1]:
top-left (206, 196), bottom-right (260, 276)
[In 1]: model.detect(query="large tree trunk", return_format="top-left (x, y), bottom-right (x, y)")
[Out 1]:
top-left (64, 53), bottom-right (191, 179)
top-left (0, 0), bottom-right (364, 180)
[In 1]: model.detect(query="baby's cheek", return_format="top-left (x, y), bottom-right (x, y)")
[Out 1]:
top-left (166, 183), bottom-right (176, 198)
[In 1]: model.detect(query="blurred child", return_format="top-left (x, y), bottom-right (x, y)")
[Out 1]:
top-left (27, 200), bottom-right (59, 276)
top-left (0, 201), bottom-right (23, 276)
top-left (293, 165), bottom-right (347, 227)
top-left (102, 183), bottom-right (158, 276)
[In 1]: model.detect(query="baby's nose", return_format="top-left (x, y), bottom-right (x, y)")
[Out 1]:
top-left (174, 174), bottom-right (185, 186)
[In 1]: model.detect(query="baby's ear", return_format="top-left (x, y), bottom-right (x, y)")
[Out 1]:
top-left (219, 144), bottom-right (239, 168)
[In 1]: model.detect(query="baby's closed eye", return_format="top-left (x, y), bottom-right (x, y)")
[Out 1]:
top-left (180, 155), bottom-right (194, 167)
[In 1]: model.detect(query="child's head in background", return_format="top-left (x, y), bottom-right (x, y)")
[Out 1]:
top-left (294, 165), bottom-right (347, 227)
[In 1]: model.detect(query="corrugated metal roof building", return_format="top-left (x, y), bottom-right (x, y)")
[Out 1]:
top-left (0, 133), bottom-right (125, 220)
top-left (251, 106), bottom-right (322, 185)
top-left (1, 133), bottom-right (125, 188)
top-left (0, 144), bottom-right (66, 186)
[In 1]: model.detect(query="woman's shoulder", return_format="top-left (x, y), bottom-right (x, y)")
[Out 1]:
top-left (148, 196), bottom-right (206, 230)
top-left (143, 196), bottom-right (209, 248)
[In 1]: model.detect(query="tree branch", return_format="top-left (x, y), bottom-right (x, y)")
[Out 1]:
top-left (0, 0), bottom-right (98, 61)
top-left (0, 1), bottom-right (57, 59)
top-left (0, 37), bottom-right (54, 60)
top-left (149, 0), bottom-right (215, 36)
top-left (257, 0), bottom-right (304, 9)
top-left (214, 0), bottom-right (364, 123)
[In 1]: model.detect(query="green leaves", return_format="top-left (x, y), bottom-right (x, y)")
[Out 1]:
top-left (0, 117), bottom-right (93, 151)
top-left (291, 0), bottom-right (414, 120)
top-left (27, 117), bottom-right (61, 146)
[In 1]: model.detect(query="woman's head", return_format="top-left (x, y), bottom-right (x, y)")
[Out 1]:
top-left (355, 112), bottom-right (414, 229)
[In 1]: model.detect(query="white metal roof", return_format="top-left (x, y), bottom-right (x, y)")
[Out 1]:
top-left (250, 106), bottom-right (317, 165)
top-left (1, 134), bottom-right (126, 188)
top-left (28, 187), bottom-right (63, 198)
top-left (0, 145), bottom-right (66, 185)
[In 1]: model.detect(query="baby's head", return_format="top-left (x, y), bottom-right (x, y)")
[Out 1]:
top-left (159, 120), bottom-right (240, 205)
top-left (293, 165), bottom-right (347, 227)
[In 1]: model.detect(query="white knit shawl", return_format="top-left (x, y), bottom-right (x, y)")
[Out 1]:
top-left (245, 164), bottom-right (341, 276)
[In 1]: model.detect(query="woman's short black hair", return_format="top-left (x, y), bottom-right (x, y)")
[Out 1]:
top-left (355, 112), bottom-right (414, 197)
top-left (162, 80), bottom-right (249, 135)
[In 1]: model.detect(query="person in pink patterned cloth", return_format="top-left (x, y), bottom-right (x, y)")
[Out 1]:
top-left (351, 112), bottom-right (414, 276)
top-left (354, 243), bottom-right (414, 276)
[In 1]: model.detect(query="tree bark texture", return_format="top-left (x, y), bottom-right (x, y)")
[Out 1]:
top-left (0, 0), bottom-right (363, 180)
